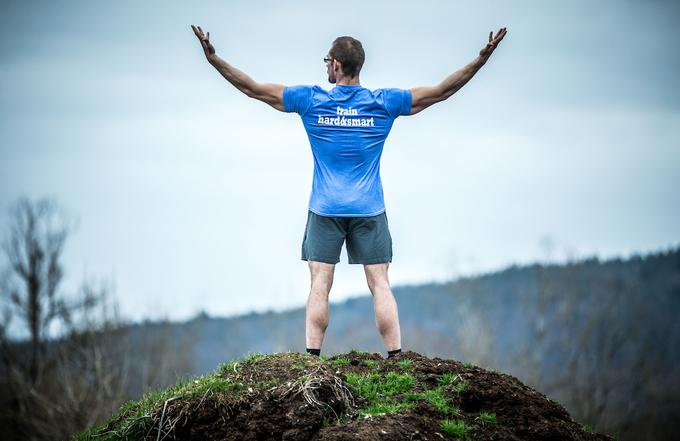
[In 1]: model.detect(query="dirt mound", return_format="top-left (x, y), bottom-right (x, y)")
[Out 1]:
top-left (75, 350), bottom-right (613, 440)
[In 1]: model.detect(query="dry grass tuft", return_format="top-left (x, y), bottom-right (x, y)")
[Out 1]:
top-left (277, 362), bottom-right (355, 419)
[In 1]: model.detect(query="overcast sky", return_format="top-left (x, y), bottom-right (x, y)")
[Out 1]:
top-left (1, 0), bottom-right (679, 337)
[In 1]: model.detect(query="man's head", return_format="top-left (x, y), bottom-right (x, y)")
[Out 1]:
top-left (325, 36), bottom-right (365, 84)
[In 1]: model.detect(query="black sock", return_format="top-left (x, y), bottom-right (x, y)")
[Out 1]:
top-left (306, 348), bottom-right (321, 356)
top-left (387, 348), bottom-right (402, 358)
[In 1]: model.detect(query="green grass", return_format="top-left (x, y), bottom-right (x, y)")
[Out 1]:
top-left (330, 357), bottom-right (350, 366)
top-left (344, 371), bottom-right (417, 416)
top-left (417, 388), bottom-right (460, 415)
top-left (441, 419), bottom-right (474, 439)
top-left (397, 359), bottom-right (413, 369)
top-left (436, 371), bottom-right (468, 393)
top-left (215, 359), bottom-right (241, 377)
top-left (400, 371), bottom-right (470, 419)
top-left (450, 380), bottom-right (469, 394)
top-left (438, 372), bottom-right (458, 387)
top-left (363, 359), bottom-right (377, 368)
top-left (403, 373), bottom-right (460, 417)
top-left (345, 371), bottom-right (416, 399)
top-left (244, 352), bottom-right (267, 363)
top-left (462, 362), bottom-right (474, 369)
top-left (476, 411), bottom-right (497, 424)
top-left (182, 375), bottom-right (245, 398)
top-left (360, 401), bottom-right (414, 415)
top-left (581, 423), bottom-right (593, 433)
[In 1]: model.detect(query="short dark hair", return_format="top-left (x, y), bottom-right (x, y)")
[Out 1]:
top-left (329, 36), bottom-right (365, 78)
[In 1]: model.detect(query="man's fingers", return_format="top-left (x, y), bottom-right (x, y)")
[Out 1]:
top-left (191, 24), bottom-right (204, 39)
top-left (488, 31), bottom-right (492, 42)
top-left (206, 31), bottom-right (210, 40)
top-left (492, 27), bottom-right (506, 44)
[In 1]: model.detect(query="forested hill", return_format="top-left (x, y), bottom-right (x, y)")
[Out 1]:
top-left (174, 246), bottom-right (679, 372)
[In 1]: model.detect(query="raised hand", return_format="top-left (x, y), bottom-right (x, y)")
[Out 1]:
top-left (479, 27), bottom-right (507, 58)
top-left (191, 24), bottom-right (216, 58)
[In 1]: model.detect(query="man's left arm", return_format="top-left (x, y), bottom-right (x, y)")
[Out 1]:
top-left (409, 27), bottom-right (507, 115)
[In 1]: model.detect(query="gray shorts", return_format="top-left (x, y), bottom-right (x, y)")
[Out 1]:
top-left (301, 210), bottom-right (393, 265)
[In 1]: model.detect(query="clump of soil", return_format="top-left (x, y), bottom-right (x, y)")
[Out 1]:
top-left (82, 350), bottom-right (613, 440)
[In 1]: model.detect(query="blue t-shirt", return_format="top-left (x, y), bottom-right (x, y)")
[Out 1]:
top-left (283, 84), bottom-right (412, 217)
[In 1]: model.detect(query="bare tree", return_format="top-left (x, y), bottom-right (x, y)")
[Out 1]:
top-left (0, 197), bottom-right (73, 383)
top-left (0, 196), bottom-right (130, 440)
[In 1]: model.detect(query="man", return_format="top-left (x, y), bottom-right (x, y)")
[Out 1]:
top-left (191, 25), bottom-right (507, 359)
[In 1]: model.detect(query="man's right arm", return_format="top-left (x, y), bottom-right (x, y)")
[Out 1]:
top-left (191, 25), bottom-right (285, 112)
top-left (207, 54), bottom-right (285, 112)
top-left (409, 27), bottom-right (507, 115)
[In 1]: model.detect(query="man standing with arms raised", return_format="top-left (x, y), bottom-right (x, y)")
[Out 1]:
top-left (191, 25), bottom-right (507, 359)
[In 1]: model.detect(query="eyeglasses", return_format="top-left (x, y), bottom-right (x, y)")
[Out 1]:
top-left (323, 57), bottom-right (333, 65)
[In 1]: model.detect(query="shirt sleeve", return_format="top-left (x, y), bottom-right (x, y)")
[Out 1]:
top-left (283, 85), bottom-right (313, 115)
top-left (381, 88), bottom-right (412, 119)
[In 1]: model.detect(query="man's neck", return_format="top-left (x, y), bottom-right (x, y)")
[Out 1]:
top-left (336, 76), bottom-right (361, 86)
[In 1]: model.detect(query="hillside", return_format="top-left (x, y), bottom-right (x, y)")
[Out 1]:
top-left (73, 350), bottom-right (613, 441)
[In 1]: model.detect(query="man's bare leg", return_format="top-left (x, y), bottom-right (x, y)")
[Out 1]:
top-left (364, 262), bottom-right (401, 351)
top-left (306, 260), bottom-right (336, 350)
